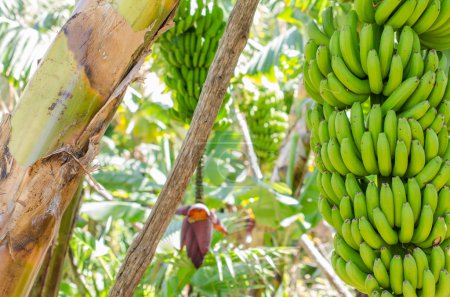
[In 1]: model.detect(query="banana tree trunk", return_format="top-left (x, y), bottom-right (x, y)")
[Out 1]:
top-left (0, 1), bottom-right (178, 296)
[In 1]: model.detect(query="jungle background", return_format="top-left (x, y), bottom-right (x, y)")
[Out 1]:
top-left (0, 0), bottom-right (346, 296)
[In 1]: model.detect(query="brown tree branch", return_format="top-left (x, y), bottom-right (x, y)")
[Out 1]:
top-left (108, 1), bottom-right (260, 295)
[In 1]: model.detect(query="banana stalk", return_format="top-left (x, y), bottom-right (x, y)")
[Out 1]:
top-left (0, 1), bottom-right (178, 296)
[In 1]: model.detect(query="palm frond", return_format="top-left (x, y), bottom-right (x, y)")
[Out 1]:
top-left (0, 0), bottom-right (73, 83)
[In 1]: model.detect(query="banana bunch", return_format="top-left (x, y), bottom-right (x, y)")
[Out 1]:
top-left (307, 101), bottom-right (450, 179)
top-left (304, 10), bottom-right (449, 110)
top-left (245, 93), bottom-right (289, 162)
top-left (158, 0), bottom-right (226, 123)
top-left (355, 0), bottom-right (450, 50)
top-left (304, 5), bottom-right (450, 294)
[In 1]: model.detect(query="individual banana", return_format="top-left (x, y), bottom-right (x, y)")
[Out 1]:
top-left (369, 105), bottom-right (383, 147)
top-left (316, 45), bottom-right (332, 76)
top-left (435, 269), bottom-right (450, 297)
top-left (346, 173), bottom-right (363, 200)
top-left (424, 183), bottom-right (439, 213)
top-left (321, 7), bottom-right (335, 38)
top-left (360, 241), bottom-right (377, 270)
top-left (361, 131), bottom-right (379, 175)
top-left (355, 0), bottom-right (375, 23)
top-left (346, 260), bottom-right (370, 291)
top-left (399, 202), bottom-right (415, 243)
top-left (360, 23), bottom-right (375, 75)
top-left (392, 176), bottom-right (407, 228)
top-left (409, 118), bottom-right (425, 146)
top-left (354, 191), bottom-right (369, 219)
top-left (359, 216), bottom-right (388, 249)
top-left (351, 102), bottom-right (365, 152)
top-left (393, 140), bottom-right (408, 176)
top-left (429, 68), bottom-right (448, 107)
top-left (340, 195), bottom-right (354, 220)
top-left (375, 0), bottom-right (403, 25)
top-left (422, 269), bottom-right (436, 295)
top-left (426, 128), bottom-right (440, 161)
top-left (435, 186), bottom-right (450, 219)
top-left (399, 100), bottom-right (431, 120)
top-left (341, 138), bottom-right (368, 176)
top-left (328, 138), bottom-right (350, 175)
top-left (431, 245), bottom-right (445, 281)
top-left (373, 207), bottom-right (399, 245)
top-left (413, 0), bottom-right (441, 34)
top-left (408, 177), bottom-right (423, 222)
top-left (381, 76), bottom-right (421, 113)
top-left (386, 0), bottom-right (417, 29)
top-left (374, 258), bottom-right (390, 289)
top-left (352, 218), bottom-right (363, 245)
top-left (332, 205), bottom-right (344, 235)
top-left (340, 25), bottom-right (366, 78)
top-left (383, 54), bottom-right (404, 97)
top-left (406, 140), bottom-right (427, 176)
top-left (319, 196), bottom-right (334, 224)
top-left (402, 280), bottom-right (416, 297)
top-left (342, 219), bottom-right (360, 249)
top-left (380, 246), bottom-right (392, 269)
top-left (416, 156), bottom-right (443, 188)
top-left (397, 26), bottom-right (415, 67)
top-left (367, 49), bottom-right (384, 94)
top-left (417, 216), bottom-right (447, 248)
top-left (335, 235), bottom-right (370, 273)
top-left (402, 71), bottom-right (436, 110)
top-left (332, 56), bottom-right (371, 94)
top-left (377, 133), bottom-right (393, 176)
top-left (379, 26), bottom-right (395, 80)
top-left (431, 160), bottom-right (450, 190)
top-left (384, 110), bottom-right (398, 158)
top-left (366, 181), bottom-right (380, 226)
top-left (366, 274), bottom-right (380, 294)
top-left (407, 0), bottom-right (431, 26)
top-left (403, 254), bottom-right (418, 289)
top-left (390, 255), bottom-right (404, 295)
top-left (380, 183), bottom-right (395, 227)
top-left (327, 73), bottom-right (369, 106)
top-left (405, 51), bottom-right (424, 79)
top-left (414, 247), bottom-right (430, 289)
top-left (307, 20), bottom-right (330, 46)
top-left (419, 107), bottom-right (438, 130)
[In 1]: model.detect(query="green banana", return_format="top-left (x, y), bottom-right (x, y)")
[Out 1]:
top-left (375, 0), bottom-right (403, 25)
top-left (351, 102), bottom-right (365, 152)
top-left (383, 54), bottom-right (404, 97)
top-left (366, 274), bottom-right (380, 294)
top-left (328, 138), bottom-right (350, 175)
top-left (393, 140), bottom-right (408, 177)
top-left (384, 110), bottom-right (398, 158)
top-left (402, 280), bottom-right (417, 297)
top-left (361, 131), bottom-right (379, 175)
top-left (393, 176), bottom-right (407, 228)
top-left (332, 55), bottom-right (371, 94)
top-left (435, 186), bottom-right (450, 219)
top-left (409, 118), bottom-right (425, 146)
top-left (380, 183), bottom-right (395, 227)
top-left (419, 107), bottom-right (437, 131)
top-left (321, 7), bottom-right (335, 37)
top-left (377, 133), bottom-right (393, 176)
top-left (414, 247), bottom-right (430, 289)
top-left (346, 173), bottom-right (363, 200)
top-left (367, 49), bottom-right (384, 94)
top-left (416, 156), bottom-right (443, 188)
top-left (399, 202), bottom-right (415, 243)
top-left (425, 50), bottom-right (440, 73)
top-left (431, 160), bottom-right (450, 190)
top-left (417, 216), bottom-right (447, 248)
top-left (422, 269), bottom-right (436, 295)
top-left (352, 218), bottom-right (363, 245)
top-left (380, 246), bottom-right (392, 269)
top-left (429, 68), bottom-right (448, 107)
top-left (340, 195), bottom-right (354, 220)
top-left (404, 254), bottom-right (418, 289)
top-left (327, 73), bottom-right (369, 106)
top-left (374, 258), bottom-right (390, 289)
top-left (366, 181), bottom-right (380, 226)
top-left (360, 23), bottom-right (375, 75)
top-left (335, 235), bottom-right (370, 273)
top-left (413, 0), bottom-right (441, 34)
top-left (426, 128), bottom-right (440, 162)
top-left (342, 219), bottom-right (359, 250)
top-left (346, 260), bottom-right (369, 291)
top-left (360, 241), bottom-right (377, 270)
top-left (307, 20), bottom-right (330, 46)
top-left (381, 76), bottom-right (421, 113)
top-left (379, 26), bottom-right (395, 79)
top-left (332, 205), bottom-right (344, 235)
top-left (405, 51), bottom-right (424, 79)
top-left (435, 269), bottom-right (450, 297)
top-left (373, 207), bottom-right (399, 245)
top-left (399, 100), bottom-right (431, 120)
top-left (407, 0), bottom-right (431, 25)
top-left (431, 245), bottom-right (445, 281)
top-left (406, 140), bottom-right (427, 177)
top-left (319, 196), bottom-right (334, 224)
top-left (424, 183), bottom-right (439, 213)
top-left (316, 45), bottom-right (332, 76)
top-left (408, 177), bottom-right (423, 222)
top-left (340, 25), bottom-right (366, 78)
top-left (369, 104), bottom-right (383, 148)
top-left (355, 0), bottom-right (375, 23)
top-left (397, 26), bottom-right (415, 67)
top-left (402, 71), bottom-right (436, 110)
top-left (359, 216), bottom-right (387, 249)
top-left (354, 191), bottom-right (369, 219)
top-left (321, 143), bottom-right (336, 173)
top-left (386, 0), bottom-right (417, 29)
top-left (341, 138), bottom-right (368, 176)
top-left (390, 255), bottom-right (404, 295)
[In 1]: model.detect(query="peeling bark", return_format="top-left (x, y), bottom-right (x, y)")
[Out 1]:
top-left (0, 1), bottom-right (179, 295)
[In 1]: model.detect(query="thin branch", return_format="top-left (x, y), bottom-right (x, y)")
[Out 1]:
top-left (234, 103), bottom-right (263, 179)
top-left (299, 234), bottom-right (354, 297)
top-left (108, 1), bottom-right (260, 295)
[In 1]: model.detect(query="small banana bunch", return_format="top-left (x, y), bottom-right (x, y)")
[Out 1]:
top-left (158, 0), bottom-right (226, 123)
top-left (355, 0), bottom-right (450, 50)
top-left (245, 93), bottom-right (289, 162)
top-left (304, 4), bottom-right (450, 295)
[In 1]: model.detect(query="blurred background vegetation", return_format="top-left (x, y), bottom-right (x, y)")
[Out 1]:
top-left (0, 0), bottom-right (353, 296)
